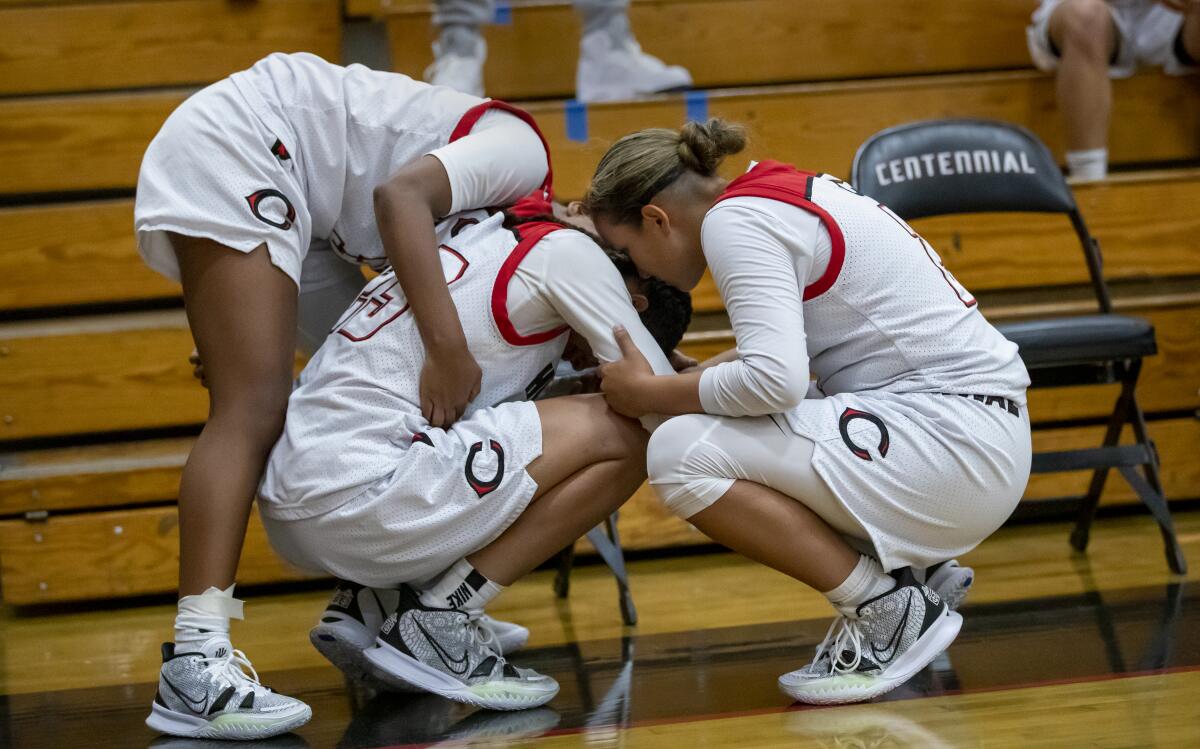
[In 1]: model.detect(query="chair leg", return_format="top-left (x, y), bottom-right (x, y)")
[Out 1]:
top-left (1123, 398), bottom-right (1187, 575)
top-left (553, 544), bottom-right (576, 599)
top-left (585, 513), bottom-right (638, 626)
top-left (1070, 371), bottom-right (1134, 553)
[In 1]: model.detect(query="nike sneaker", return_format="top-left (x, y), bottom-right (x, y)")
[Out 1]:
top-left (425, 29), bottom-right (486, 97)
top-left (575, 29), bottom-right (692, 102)
top-left (362, 585), bottom-right (559, 710)
top-left (311, 581), bottom-right (530, 687)
top-left (778, 569), bottom-right (963, 705)
top-left (146, 638), bottom-right (311, 739)
top-left (925, 559), bottom-right (974, 611)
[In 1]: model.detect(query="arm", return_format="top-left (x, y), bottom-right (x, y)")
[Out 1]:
top-left (599, 203), bottom-right (815, 419)
top-left (696, 203), bottom-right (813, 415)
top-left (530, 232), bottom-right (676, 429)
top-left (374, 111), bottom-right (550, 427)
top-left (374, 156), bottom-right (480, 428)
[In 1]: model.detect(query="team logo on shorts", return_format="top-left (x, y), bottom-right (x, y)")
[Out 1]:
top-left (270, 138), bottom-right (291, 161)
top-left (839, 407), bottom-right (890, 461)
top-left (245, 189), bottom-right (296, 230)
top-left (464, 439), bottom-right (505, 498)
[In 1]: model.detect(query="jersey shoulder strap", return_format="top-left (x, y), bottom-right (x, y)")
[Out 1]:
top-left (450, 100), bottom-right (554, 198)
top-left (712, 161), bottom-right (845, 301)
top-left (491, 221), bottom-right (571, 346)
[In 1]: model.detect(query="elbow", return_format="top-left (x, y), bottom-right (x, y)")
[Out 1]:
top-left (761, 372), bottom-right (809, 412)
top-left (737, 356), bottom-right (809, 413)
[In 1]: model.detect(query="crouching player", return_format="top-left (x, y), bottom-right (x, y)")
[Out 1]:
top-left (255, 200), bottom-right (690, 710)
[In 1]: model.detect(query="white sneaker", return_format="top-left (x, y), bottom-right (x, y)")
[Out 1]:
top-left (146, 638), bottom-right (311, 740)
top-left (779, 570), bottom-right (962, 705)
top-left (925, 559), bottom-right (974, 611)
top-left (312, 581), bottom-right (530, 686)
top-left (364, 585), bottom-right (559, 710)
top-left (575, 29), bottom-right (693, 102)
top-left (425, 33), bottom-right (486, 97)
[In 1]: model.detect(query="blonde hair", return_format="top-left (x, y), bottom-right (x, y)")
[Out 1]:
top-left (584, 118), bottom-right (747, 225)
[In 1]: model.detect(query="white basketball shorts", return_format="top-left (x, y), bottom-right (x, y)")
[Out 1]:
top-left (134, 78), bottom-right (313, 287)
top-left (1027, 0), bottom-right (1195, 78)
top-left (260, 400), bottom-right (544, 588)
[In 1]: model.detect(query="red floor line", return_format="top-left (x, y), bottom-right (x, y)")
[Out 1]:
top-left (372, 664), bottom-right (1200, 749)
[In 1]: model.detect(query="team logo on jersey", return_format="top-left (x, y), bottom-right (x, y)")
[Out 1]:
top-left (451, 217), bottom-right (479, 237)
top-left (270, 138), bottom-right (291, 161)
top-left (464, 439), bottom-right (505, 497)
top-left (245, 189), bottom-right (296, 230)
top-left (839, 407), bottom-right (890, 461)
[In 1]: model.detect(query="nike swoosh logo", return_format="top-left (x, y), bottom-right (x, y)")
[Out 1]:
top-left (413, 617), bottom-right (470, 676)
top-left (163, 675), bottom-right (208, 714)
top-left (871, 594), bottom-right (913, 665)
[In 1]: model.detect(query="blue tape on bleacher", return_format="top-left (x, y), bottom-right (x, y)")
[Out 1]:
top-left (566, 100), bottom-right (589, 142)
top-left (492, 3), bottom-right (513, 24)
top-left (685, 90), bottom-right (709, 122)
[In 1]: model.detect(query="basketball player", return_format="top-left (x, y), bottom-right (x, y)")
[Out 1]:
top-left (252, 200), bottom-right (691, 711)
top-left (584, 119), bottom-right (1032, 705)
top-left (137, 52), bottom-right (558, 738)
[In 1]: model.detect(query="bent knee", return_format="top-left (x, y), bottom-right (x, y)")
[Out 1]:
top-left (1056, 0), bottom-right (1115, 55)
top-left (647, 414), bottom-right (732, 519)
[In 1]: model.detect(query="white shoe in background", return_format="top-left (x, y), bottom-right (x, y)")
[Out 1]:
top-left (425, 30), bottom-right (486, 98)
top-left (575, 29), bottom-right (692, 102)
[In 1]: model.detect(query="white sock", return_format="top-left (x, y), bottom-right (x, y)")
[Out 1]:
top-left (823, 555), bottom-right (895, 617)
top-left (175, 584), bottom-right (243, 649)
top-left (1065, 148), bottom-right (1107, 181)
top-left (419, 559), bottom-right (504, 616)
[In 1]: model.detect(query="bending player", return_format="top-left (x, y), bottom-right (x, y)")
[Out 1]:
top-left (254, 199), bottom-right (691, 710)
top-left (584, 119), bottom-right (1032, 705)
top-left (137, 51), bottom-right (560, 738)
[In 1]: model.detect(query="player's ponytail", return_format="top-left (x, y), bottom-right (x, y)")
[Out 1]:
top-left (585, 118), bottom-right (747, 225)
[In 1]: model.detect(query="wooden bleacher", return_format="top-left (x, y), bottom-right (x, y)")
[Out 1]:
top-left (372, 0), bottom-right (1041, 101)
top-left (0, 0), bottom-right (1196, 605)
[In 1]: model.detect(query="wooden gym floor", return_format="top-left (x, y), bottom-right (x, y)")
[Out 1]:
top-left (1, 510), bottom-right (1198, 748)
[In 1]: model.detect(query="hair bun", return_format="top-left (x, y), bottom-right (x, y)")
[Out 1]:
top-left (677, 118), bottom-right (747, 175)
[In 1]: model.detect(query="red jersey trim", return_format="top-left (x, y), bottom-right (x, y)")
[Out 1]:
top-left (491, 221), bottom-right (571, 347)
top-left (714, 160), bottom-right (845, 301)
top-left (450, 100), bottom-right (554, 197)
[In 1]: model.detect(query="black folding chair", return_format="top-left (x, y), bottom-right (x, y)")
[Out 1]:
top-left (554, 516), bottom-right (638, 626)
top-left (850, 118), bottom-right (1186, 574)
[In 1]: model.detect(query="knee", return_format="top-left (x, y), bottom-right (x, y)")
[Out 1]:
top-left (1056, 0), bottom-right (1114, 58)
top-left (646, 414), bottom-right (726, 519)
top-left (207, 381), bottom-right (291, 446)
top-left (583, 394), bottom-right (650, 466)
top-left (646, 415), bottom-right (701, 485)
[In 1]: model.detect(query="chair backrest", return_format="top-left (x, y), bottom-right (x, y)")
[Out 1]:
top-left (851, 118), bottom-right (1075, 219)
top-left (851, 118), bottom-right (1111, 313)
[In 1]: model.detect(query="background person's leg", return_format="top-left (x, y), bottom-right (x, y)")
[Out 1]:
top-left (428, 0), bottom-right (492, 95)
top-left (1047, 0), bottom-right (1118, 180)
top-left (1181, 3), bottom-right (1200, 62)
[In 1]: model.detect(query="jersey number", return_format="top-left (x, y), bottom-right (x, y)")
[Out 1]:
top-left (876, 203), bottom-right (976, 308)
top-left (333, 246), bottom-right (470, 342)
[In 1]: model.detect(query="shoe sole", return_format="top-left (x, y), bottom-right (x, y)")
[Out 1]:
top-left (362, 639), bottom-right (558, 711)
top-left (310, 619), bottom-right (420, 693)
top-left (779, 609), bottom-right (963, 706)
top-left (145, 701), bottom-right (311, 740)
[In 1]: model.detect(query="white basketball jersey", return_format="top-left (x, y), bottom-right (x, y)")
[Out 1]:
top-left (714, 161), bottom-right (1030, 406)
top-left (229, 52), bottom-right (548, 270)
top-left (260, 211), bottom-right (570, 517)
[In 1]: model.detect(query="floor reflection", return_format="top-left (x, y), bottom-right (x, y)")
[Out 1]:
top-left (0, 582), bottom-right (1191, 749)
